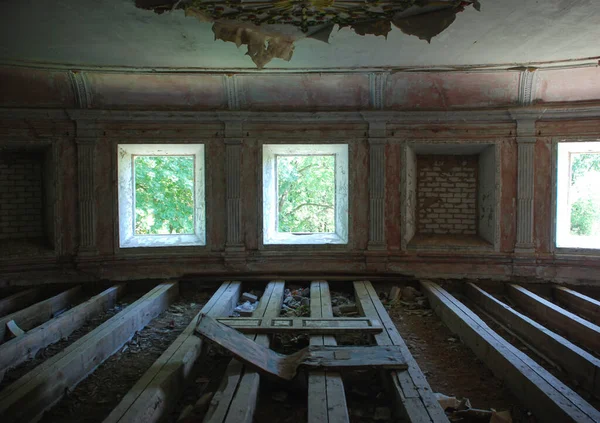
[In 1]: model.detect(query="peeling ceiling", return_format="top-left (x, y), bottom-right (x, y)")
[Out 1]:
top-left (0, 0), bottom-right (599, 70)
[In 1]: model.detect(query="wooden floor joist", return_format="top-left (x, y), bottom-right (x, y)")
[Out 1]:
top-left (0, 285), bottom-right (83, 343)
top-left (0, 288), bottom-right (44, 318)
top-left (308, 280), bottom-right (349, 423)
top-left (554, 285), bottom-right (600, 326)
top-left (0, 284), bottom-right (126, 381)
top-left (422, 281), bottom-right (600, 423)
top-left (103, 281), bottom-right (242, 423)
top-left (0, 282), bottom-right (178, 423)
top-left (508, 284), bottom-right (600, 353)
top-left (353, 281), bottom-right (448, 423)
top-left (466, 283), bottom-right (600, 398)
top-left (204, 281), bottom-right (285, 423)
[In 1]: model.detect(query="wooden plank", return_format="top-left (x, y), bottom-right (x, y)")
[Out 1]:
top-left (0, 284), bottom-right (126, 380)
top-left (466, 283), bottom-right (600, 398)
top-left (0, 288), bottom-right (44, 318)
top-left (215, 316), bottom-right (382, 334)
top-left (554, 286), bottom-right (600, 326)
top-left (508, 284), bottom-right (600, 352)
top-left (196, 314), bottom-right (406, 380)
top-left (0, 282), bottom-right (178, 423)
top-left (353, 281), bottom-right (448, 423)
top-left (0, 285), bottom-right (83, 343)
top-left (422, 281), bottom-right (600, 423)
top-left (204, 281), bottom-right (285, 423)
top-left (103, 281), bottom-right (241, 423)
top-left (308, 281), bottom-right (349, 423)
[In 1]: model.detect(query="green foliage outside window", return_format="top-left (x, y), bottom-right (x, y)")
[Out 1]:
top-left (134, 156), bottom-right (194, 235)
top-left (277, 155), bottom-right (335, 233)
top-left (570, 153), bottom-right (600, 236)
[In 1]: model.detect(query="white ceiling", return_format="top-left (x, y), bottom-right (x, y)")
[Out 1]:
top-left (0, 0), bottom-right (599, 70)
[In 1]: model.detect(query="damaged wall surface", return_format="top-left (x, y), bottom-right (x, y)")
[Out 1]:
top-left (1, 64), bottom-right (600, 285)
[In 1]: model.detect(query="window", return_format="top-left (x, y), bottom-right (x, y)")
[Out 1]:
top-left (118, 144), bottom-right (205, 248)
top-left (556, 141), bottom-right (600, 249)
top-left (263, 144), bottom-right (348, 245)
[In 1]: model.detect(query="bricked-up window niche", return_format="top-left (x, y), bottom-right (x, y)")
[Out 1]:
top-left (0, 150), bottom-right (54, 255)
top-left (402, 143), bottom-right (498, 249)
top-left (556, 141), bottom-right (600, 249)
top-left (417, 155), bottom-right (477, 236)
top-left (118, 144), bottom-right (205, 248)
top-left (263, 144), bottom-right (348, 245)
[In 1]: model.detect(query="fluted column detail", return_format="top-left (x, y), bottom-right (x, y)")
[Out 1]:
top-left (225, 139), bottom-right (243, 248)
top-left (77, 138), bottom-right (98, 255)
top-left (514, 118), bottom-right (537, 252)
top-left (368, 140), bottom-right (386, 248)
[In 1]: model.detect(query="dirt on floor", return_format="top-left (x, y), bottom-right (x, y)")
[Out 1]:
top-left (460, 293), bottom-right (600, 410)
top-left (0, 291), bottom-right (143, 392)
top-left (38, 288), bottom-right (211, 423)
top-left (385, 287), bottom-right (537, 423)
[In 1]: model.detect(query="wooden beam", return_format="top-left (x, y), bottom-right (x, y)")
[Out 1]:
top-left (466, 283), bottom-right (600, 398)
top-left (204, 281), bottom-right (285, 423)
top-left (195, 314), bottom-right (406, 380)
top-left (508, 284), bottom-right (600, 352)
top-left (0, 285), bottom-right (83, 343)
top-left (353, 281), bottom-right (448, 423)
top-left (308, 280), bottom-right (349, 423)
top-left (0, 282), bottom-right (178, 423)
top-left (422, 281), bottom-right (600, 423)
top-left (103, 281), bottom-right (241, 423)
top-left (0, 284), bottom-right (126, 380)
top-left (554, 286), bottom-right (600, 326)
top-left (0, 288), bottom-right (44, 318)
top-left (215, 316), bottom-right (382, 334)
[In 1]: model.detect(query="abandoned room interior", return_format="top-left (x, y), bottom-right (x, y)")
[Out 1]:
top-left (1, 0), bottom-right (600, 422)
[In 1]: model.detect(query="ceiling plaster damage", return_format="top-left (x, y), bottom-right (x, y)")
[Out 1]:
top-left (136, 0), bottom-right (481, 68)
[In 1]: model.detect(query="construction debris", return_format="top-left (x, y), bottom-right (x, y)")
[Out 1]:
top-left (435, 392), bottom-right (512, 422)
top-left (281, 287), bottom-right (310, 317)
top-left (195, 314), bottom-right (408, 381)
top-left (241, 292), bottom-right (258, 303)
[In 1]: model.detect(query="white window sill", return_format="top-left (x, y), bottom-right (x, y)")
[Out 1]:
top-left (556, 234), bottom-right (600, 250)
top-left (120, 234), bottom-right (205, 248)
top-left (264, 232), bottom-right (347, 245)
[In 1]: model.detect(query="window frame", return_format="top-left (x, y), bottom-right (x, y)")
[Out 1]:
top-left (555, 141), bottom-right (600, 250)
top-left (117, 144), bottom-right (205, 249)
top-left (262, 144), bottom-right (348, 245)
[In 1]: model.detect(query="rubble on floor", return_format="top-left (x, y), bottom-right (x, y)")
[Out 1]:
top-left (281, 287), bottom-right (310, 317)
top-left (231, 289), bottom-right (262, 317)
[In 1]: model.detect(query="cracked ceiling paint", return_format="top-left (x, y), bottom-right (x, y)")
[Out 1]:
top-left (0, 0), bottom-right (598, 70)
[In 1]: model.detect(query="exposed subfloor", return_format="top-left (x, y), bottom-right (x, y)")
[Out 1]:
top-left (457, 293), bottom-right (600, 410)
top-left (38, 287), bottom-right (211, 423)
top-left (0, 290), bottom-right (143, 392)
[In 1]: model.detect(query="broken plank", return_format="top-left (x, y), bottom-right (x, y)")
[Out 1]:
top-left (205, 281), bottom-right (285, 423)
top-left (466, 283), bottom-right (600, 398)
top-left (215, 316), bottom-right (382, 334)
top-left (308, 280), bottom-right (349, 423)
top-left (103, 281), bottom-right (241, 423)
top-left (0, 288), bottom-right (44, 318)
top-left (0, 282), bottom-right (178, 423)
top-left (0, 284), bottom-right (126, 379)
top-left (0, 285), bottom-right (83, 343)
top-left (423, 281), bottom-right (600, 423)
top-left (196, 314), bottom-right (406, 380)
top-left (353, 281), bottom-right (448, 423)
top-left (554, 286), bottom-right (600, 326)
top-left (508, 284), bottom-right (600, 353)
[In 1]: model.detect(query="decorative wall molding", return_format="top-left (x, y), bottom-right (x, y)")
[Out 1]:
top-left (518, 69), bottom-right (537, 107)
top-left (514, 119), bottom-right (537, 251)
top-left (76, 137), bottom-right (98, 255)
top-left (368, 140), bottom-right (386, 249)
top-left (224, 75), bottom-right (241, 111)
top-left (225, 139), bottom-right (244, 250)
top-left (369, 72), bottom-right (388, 110)
top-left (67, 71), bottom-right (91, 109)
